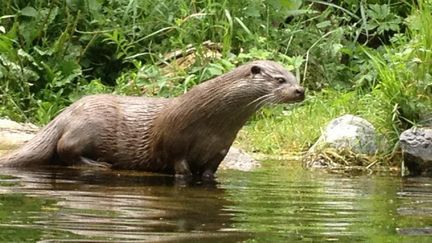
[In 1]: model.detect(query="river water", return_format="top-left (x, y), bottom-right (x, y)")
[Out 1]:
top-left (0, 161), bottom-right (431, 242)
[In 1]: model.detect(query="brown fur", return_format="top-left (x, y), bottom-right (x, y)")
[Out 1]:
top-left (0, 60), bottom-right (305, 179)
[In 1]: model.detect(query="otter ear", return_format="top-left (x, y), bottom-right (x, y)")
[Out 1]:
top-left (251, 65), bottom-right (261, 75)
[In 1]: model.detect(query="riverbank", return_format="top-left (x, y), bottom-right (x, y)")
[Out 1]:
top-left (0, 1), bottom-right (430, 169)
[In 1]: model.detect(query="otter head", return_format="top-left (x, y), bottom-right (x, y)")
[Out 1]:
top-left (246, 60), bottom-right (305, 105)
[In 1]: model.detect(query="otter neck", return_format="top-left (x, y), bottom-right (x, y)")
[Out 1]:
top-left (163, 70), bottom-right (264, 132)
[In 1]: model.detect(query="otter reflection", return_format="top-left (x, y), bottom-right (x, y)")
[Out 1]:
top-left (0, 167), bottom-right (249, 242)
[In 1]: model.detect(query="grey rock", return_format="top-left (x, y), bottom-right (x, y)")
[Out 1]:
top-left (0, 118), bottom-right (38, 154)
top-left (309, 114), bottom-right (378, 155)
top-left (219, 147), bottom-right (261, 171)
top-left (400, 127), bottom-right (432, 176)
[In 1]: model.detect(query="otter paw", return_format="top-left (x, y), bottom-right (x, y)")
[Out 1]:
top-left (201, 171), bottom-right (215, 181)
top-left (174, 173), bottom-right (193, 185)
top-left (175, 172), bottom-right (192, 180)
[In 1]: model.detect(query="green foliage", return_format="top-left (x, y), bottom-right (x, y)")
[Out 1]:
top-left (0, 0), bottom-right (303, 123)
top-left (366, 4), bottom-right (402, 34)
top-left (367, 0), bottom-right (432, 130)
top-left (0, 0), bottom-right (430, 156)
top-left (238, 0), bottom-right (432, 156)
top-left (237, 89), bottom-right (396, 155)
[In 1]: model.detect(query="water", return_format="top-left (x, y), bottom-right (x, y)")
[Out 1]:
top-left (0, 161), bottom-right (431, 242)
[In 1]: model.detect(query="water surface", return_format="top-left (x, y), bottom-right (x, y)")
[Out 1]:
top-left (0, 162), bottom-right (431, 242)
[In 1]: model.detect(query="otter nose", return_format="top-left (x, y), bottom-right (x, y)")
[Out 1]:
top-left (295, 87), bottom-right (305, 99)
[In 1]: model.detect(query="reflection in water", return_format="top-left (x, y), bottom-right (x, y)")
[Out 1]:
top-left (220, 162), bottom-right (432, 242)
top-left (0, 163), bottom-right (432, 242)
top-left (0, 167), bottom-right (247, 242)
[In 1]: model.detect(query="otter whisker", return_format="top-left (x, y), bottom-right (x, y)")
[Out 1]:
top-left (247, 94), bottom-right (274, 108)
top-left (255, 97), bottom-right (273, 108)
top-left (254, 94), bottom-right (278, 108)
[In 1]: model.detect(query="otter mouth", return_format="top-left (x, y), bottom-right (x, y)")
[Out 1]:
top-left (280, 95), bottom-right (305, 103)
top-left (276, 87), bottom-right (305, 103)
top-left (293, 87), bottom-right (305, 101)
top-left (293, 91), bottom-right (305, 102)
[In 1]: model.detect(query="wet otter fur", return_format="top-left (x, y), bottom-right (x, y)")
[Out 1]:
top-left (0, 60), bottom-right (305, 180)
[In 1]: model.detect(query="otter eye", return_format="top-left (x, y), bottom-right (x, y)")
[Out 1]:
top-left (276, 77), bottom-right (287, 84)
top-left (251, 65), bottom-right (261, 75)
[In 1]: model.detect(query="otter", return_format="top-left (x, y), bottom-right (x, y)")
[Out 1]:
top-left (0, 60), bottom-right (305, 180)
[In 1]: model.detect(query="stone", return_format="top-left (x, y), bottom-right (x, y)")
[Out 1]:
top-left (308, 114), bottom-right (378, 155)
top-left (400, 127), bottom-right (432, 176)
top-left (0, 119), bottom-right (38, 154)
top-left (219, 147), bottom-right (261, 171)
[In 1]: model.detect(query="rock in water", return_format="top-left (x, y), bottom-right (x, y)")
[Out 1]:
top-left (220, 147), bottom-right (261, 171)
top-left (0, 119), bottom-right (38, 154)
top-left (306, 115), bottom-right (378, 168)
top-left (400, 127), bottom-right (432, 176)
top-left (309, 114), bottom-right (378, 155)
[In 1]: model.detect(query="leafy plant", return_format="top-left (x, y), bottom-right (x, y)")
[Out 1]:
top-left (0, 0), bottom-right (429, 158)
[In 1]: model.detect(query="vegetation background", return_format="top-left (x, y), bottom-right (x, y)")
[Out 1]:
top-left (0, 0), bottom-right (431, 162)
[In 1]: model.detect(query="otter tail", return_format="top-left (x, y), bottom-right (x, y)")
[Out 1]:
top-left (0, 119), bottom-right (62, 167)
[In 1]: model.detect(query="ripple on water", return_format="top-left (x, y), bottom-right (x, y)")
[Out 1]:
top-left (0, 163), bottom-right (431, 242)
top-left (0, 167), bottom-right (248, 242)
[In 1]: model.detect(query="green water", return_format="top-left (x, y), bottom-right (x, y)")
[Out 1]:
top-left (0, 162), bottom-right (431, 242)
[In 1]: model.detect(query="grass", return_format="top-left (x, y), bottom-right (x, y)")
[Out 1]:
top-left (235, 1), bottom-right (432, 161)
top-left (0, 0), bottom-right (431, 162)
top-left (236, 89), bottom-right (396, 156)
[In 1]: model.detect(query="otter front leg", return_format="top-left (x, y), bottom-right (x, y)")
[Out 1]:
top-left (201, 149), bottom-right (229, 181)
top-left (174, 159), bottom-right (192, 178)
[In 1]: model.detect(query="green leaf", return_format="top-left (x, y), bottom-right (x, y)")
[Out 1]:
top-left (20, 7), bottom-right (38, 17)
top-left (246, 8), bottom-right (260, 17)
top-left (245, 1), bottom-right (261, 17)
top-left (234, 17), bottom-right (252, 35)
top-left (316, 20), bottom-right (331, 29)
top-left (66, 0), bottom-right (85, 11)
top-left (0, 36), bottom-right (13, 55)
top-left (19, 21), bottom-right (39, 46)
top-left (279, 0), bottom-right (302, 10)
top-left (58, 59), bottom-right (81, 77)
top-left (33, 46), bottom-right (54, 56)
top-left (286, 9), bottom-right (318, 17)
